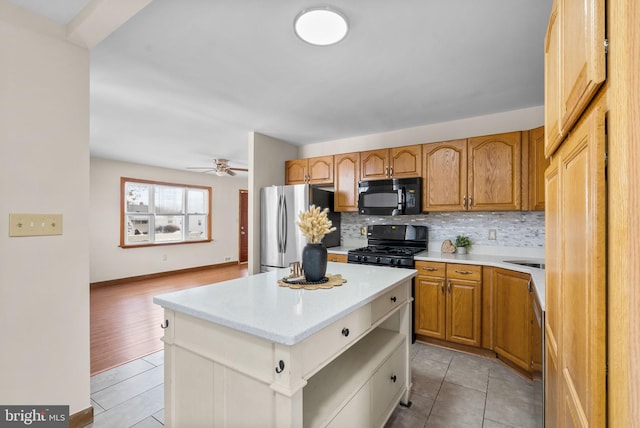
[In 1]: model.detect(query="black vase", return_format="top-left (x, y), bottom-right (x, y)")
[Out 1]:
top-left (302, 243), bottom-right (327, 282)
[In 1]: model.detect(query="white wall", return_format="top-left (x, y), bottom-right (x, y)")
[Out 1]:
top-left (299, 106), bottom-right (544, 157)
top-left (248, 132), bottom-right (298, 274)
top-left (90, 157), bottom-right (248, 283)
top-left (0, 3), bottom-right (90, 414)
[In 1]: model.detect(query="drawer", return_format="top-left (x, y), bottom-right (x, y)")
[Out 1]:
top-left (446, 263), bottom-right (482, 281)
top-left (327, 253), bottom-right (348, 263)
top-left (299, 304), bottom-right (371, 377)
top-left (415, 261), bottom-right (446, 278)
top-left (371, 283), bottom-right (408, 325)
top-left (371, 342), bottom-right (406, 426)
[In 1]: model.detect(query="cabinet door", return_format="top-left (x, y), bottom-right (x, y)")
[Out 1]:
top-left (360, 149), bottom-right (389, 180)
top-left (545, 0), bottom-right (563, 156)
top-left (334, 152), bottom-right (360, 212)
top-left (493, 269), bottom-right (531, 372)
top-left (527, 126), bottom-right (549, 211)
top-left (556, 97), bottom-right (606, 428)
top-left (389, 145), bottom-right (422, 178)
top-left (285, 159), bottom-right (308, 184)
top-left (560, 0), bottom-right (606, 135)
top-left (531, 291), bottom-right (543, 374)
top-left (308, 155), bottom-right (334, 185)
top-left (446, 278), bottom-right (482, 347)
top-left (423, 140), bottom-right (467, 211)
top-left (468, 132), bottom-right (522, 211)
top-left (415, 276), bottom-right (446, 340)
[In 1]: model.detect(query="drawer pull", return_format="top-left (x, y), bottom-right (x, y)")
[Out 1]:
top-left (390, 375), bottom-right (397, 383)
top-left (454, 270), bottom-right (474, 275)
top-left (341, 328), bottom-right (350, 337)
top-left (390, 296), bottom-right (397, 303)
top-left (160, 320), bottom-right (169, 329)
top-left (441, 280), bottom-right (445, 294)
top-left (275, 360), bottom-right (285, 374)
top-left (422, 267), bottom-right (438, 271)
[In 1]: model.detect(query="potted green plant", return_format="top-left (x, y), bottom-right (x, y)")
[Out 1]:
top-left (454, 235), bottom-right (471, 254)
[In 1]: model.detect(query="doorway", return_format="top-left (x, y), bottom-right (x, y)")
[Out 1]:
top-left (239, 189), bottom-right (248, 263)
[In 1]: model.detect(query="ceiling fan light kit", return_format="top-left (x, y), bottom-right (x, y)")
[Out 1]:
top-left (187, 159), bottom-right (248, 176)
top-left (294, 6), bottom-right (349, 46)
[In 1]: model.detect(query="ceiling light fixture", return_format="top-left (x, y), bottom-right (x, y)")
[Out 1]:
top-left (294, 7), bottom-right (349, 46)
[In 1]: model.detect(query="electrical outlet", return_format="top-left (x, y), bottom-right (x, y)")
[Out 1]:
top-left (488, 229), bottom-right (497, 240)
top-left (9, 213), bottom-right (63, 237)
top-left (360, 226), bottom-right (367, 236)
top-left (224, 256), bottom-right (232, 261)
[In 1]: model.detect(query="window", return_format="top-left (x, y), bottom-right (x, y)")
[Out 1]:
top-left (121, 177), bottom-right (212, 247)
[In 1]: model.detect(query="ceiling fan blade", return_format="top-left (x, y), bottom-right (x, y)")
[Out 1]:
top-left (229, 167), bottom-right (249, 172)
top-left (226, 169), bottom-right (236, 176)
top-left (187, 167), bottom-right (216, 173)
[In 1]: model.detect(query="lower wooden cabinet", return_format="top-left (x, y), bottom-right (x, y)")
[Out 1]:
top-left (493, 268), bottom-right (532, 372)
top-left (327, 253), bottom-right (347, 263)
top-left (415, 261), bottom-right (482, 348)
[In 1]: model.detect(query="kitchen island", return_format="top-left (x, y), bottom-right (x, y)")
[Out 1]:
top-left (154, 262), bottom-right (416, 428)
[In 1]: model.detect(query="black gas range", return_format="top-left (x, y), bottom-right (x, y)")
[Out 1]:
top-left (347, 225), bottom-right (428, 269)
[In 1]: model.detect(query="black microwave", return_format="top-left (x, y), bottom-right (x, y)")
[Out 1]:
top-left (358, 177), bottom-right (422, 216)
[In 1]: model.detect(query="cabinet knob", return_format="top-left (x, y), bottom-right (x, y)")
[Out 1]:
top-left (341, 328), bottom-right (350, 337)
top-left (390, 375), bottom-right (397, 383)
top-left (390, 296), bottom-right (397, 303)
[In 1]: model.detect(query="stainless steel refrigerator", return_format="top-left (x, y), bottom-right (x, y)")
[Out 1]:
top-left (260, 184), bottom-right (340, 272)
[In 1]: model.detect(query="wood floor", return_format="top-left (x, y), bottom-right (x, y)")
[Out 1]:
top-left (90, 264), bottom-right (248, 375)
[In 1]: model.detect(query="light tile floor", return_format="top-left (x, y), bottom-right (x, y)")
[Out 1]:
top-left (88, 342), bottom-right (542, 428)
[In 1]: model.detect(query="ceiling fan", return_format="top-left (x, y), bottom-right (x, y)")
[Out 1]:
top-left (187, 159), bottom-right (248, 176)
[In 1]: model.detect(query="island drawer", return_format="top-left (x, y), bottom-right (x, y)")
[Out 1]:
top-left (371, 283), bottom-right (408, 325)
top-left (415, 261), bottom-right (446, 277)
top-left (446, 263), bottom-right (482, 281)
top-left (299, 304), bottom-right (371, 377)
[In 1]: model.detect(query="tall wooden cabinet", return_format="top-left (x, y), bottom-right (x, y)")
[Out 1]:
top-left (545, 95), bottom-right (607, 427)
top-left (415, 261), bottom-right (482, 348)
top-left (360, 145), bottom-right (422, 180)
top-left (524, 126), bottom-right (549, 211)
top-left (545, 0), bottom-right (606, 157)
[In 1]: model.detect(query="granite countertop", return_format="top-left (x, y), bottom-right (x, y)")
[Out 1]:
top-left (153, 262), bottom-right (416, 346)
top-left (327, 247), bottom-right (545, 310)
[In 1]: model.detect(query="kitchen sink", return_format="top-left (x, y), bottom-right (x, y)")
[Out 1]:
top-left (503, 260), bottom-right (545, 269)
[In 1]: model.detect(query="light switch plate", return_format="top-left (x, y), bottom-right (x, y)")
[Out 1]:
top-left (9, 213), bottom-right (63, 237)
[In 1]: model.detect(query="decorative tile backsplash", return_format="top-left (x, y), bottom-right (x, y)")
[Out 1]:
top-left (340, 211), bottom-right (545, 249)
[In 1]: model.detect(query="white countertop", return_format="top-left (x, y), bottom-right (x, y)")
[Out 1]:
top-left (153, 262), bottom-right (416, 346)
top-left (327, 247), bottom-right (546, 310)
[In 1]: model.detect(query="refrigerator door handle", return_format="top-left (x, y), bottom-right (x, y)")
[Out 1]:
top-left (282, 194), bottom-right (288, 252)
top-left (276, 194), bottom-right (283, 253)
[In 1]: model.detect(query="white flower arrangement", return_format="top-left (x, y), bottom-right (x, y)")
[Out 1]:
top-left (296, 205), bottom-right (336, 244)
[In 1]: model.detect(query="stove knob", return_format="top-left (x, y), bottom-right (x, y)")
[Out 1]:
top-left (356, 255), bottom-right (361, 261)
top-left (363, 256), bottom-right (368, 262)
top-left (389, 259), bottom-right (395, 265)
top-left (376, 257), bottom-right (381, 263)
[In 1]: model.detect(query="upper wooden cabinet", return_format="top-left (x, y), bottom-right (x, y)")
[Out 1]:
top-left (422, 140), bottom-right (467, 212)
top-left (424, 133), bottom-right (522, 212)
top-left (468, 132), bottom-right (522, 211)
top-left (285, 156), bottom-right (334, 185)
top-left (360, 145), bottom-right (422, 180)
top-left (334, 152), bottom-right (360, 212)
top-left (523, 126), bottom-right (549, 211)
top-left (545, 0), bottom-right (606, 157)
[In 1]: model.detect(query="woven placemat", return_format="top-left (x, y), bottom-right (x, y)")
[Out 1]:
top-left (278, 273), bottom-right (347, 290)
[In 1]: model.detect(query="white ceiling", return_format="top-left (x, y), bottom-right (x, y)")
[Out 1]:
top-left (9, 0), bottom-right (552, 175)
